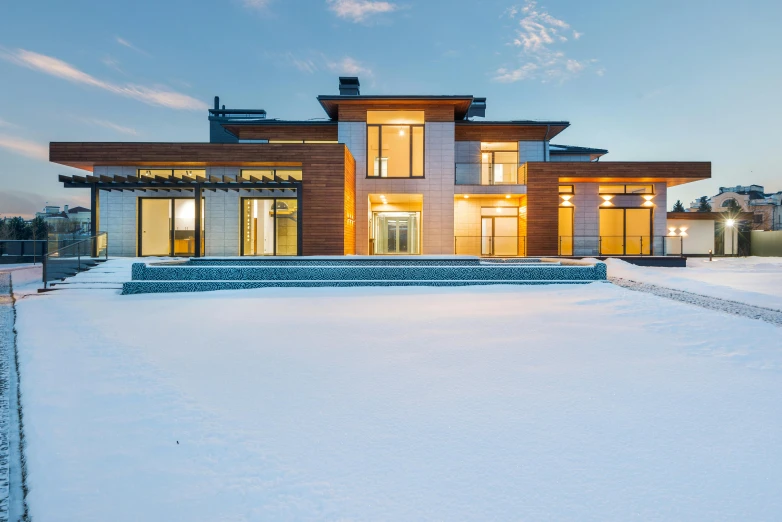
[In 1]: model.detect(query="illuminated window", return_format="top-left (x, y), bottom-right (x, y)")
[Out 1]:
top-left (367, 111), bottom-right (424, 178)
top-left (599, 184), bottom-right (654, 194)
top-left (559, 185), bottom-right (574, 194)
top-left (137, 169), bottom-right (205, 179)
top-left (240, 169), bottom-right (302, 181)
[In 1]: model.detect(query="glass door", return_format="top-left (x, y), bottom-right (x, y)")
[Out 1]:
top-left (373, 212), bottom-right (420, 254)
top-left (241, 198), bottom-right (299, 256)
top-left (599, 208), bottom-right (652, 255)
top-left (481, 216), bottom-right (518, 256)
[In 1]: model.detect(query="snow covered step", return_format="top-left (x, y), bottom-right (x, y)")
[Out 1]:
top-left (122, 279), bottom-right (604, 294)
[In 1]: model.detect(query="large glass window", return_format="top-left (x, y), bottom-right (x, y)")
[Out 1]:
top-left (599, 184), bottom-right (654, 194)
top-left (242, 198), bottom-right (299, 256)
top-left (367, 111), bottom-right (425, 178)
top-left (480, 142), bottom-right (518, 185)
top-left (137, 169), bottom-right (206, 180)
top-left (599, 208), bottom-right (652, 255)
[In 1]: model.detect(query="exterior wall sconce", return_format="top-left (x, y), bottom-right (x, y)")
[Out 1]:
top-left (643, 195), bottom-right (655, 207)
top-left (601, 195), bottom-right (613, 207)
top-left (725, 219), bottom-right (735, 227)
top-left (560, 194), bottom-right (573, 207)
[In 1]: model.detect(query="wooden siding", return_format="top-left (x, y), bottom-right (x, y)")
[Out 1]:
top-left (222, 124), bottom-right (338, 141)
top-left (455, 123), bottom-right (569, 141)
top-left (50, 142), bottom-right (354, 256)
top-left (335, 102), bottom-right (456, 122)
top-left (525, 162), bottom-right (711, 256)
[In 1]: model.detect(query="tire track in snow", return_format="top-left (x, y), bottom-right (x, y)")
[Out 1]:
top-left (609, 277), bottom-right (782, 327)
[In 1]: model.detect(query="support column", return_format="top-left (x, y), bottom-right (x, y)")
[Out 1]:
top-left (296, 184), bottom-right (303, 256)
top-left (194, 185), bottom-right (202, 257)
top-left (90, 184), bottom-right (99, 257)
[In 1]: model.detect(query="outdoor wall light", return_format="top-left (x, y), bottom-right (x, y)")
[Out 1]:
top-left (642, 195), bottom-right (655, 207)
top-left (668, 227), bottom-right (677, 236)
top-left (561, 194), bottom-right (573, 207)
top-left (726, 219), bottom-right (735, 227)
top-left (601, 195), bottom-right (613, 206)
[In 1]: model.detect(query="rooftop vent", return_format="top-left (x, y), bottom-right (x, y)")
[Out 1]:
top-left (467, 97), bottom-right (486, 119)
top-left (339, 77), bottom-right (360, 96)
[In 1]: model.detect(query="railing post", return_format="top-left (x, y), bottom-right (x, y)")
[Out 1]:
top-left (42, 254), bottom-right (47, 289)
top-left (640, 236), bottom-right (644, 256)
top-left (106, 233), bottom-right (109, 261)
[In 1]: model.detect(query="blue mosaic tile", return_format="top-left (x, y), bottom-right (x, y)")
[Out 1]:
top-left (125, 260), bottom-right (607, 295)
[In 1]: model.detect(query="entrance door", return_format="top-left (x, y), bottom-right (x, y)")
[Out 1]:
top-left (373, 212), bottom-right (420, 254)
top-left (481, 217), bottom-right (518, 256)
top-left (599, 208), bottom-right (652, 255)
top-left (140, 199), bottom-right (171, 256)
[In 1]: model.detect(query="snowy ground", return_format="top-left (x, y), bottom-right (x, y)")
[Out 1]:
top-left (12, 258), bottom-right (782, 521)
top-left (606, 257), bottom-right (782, 311)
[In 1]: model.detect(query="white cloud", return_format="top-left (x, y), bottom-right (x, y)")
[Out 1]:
top-left (115, 36), bottom-right (149, 56)
top-left (494, 1), bottom-right (600, 83)
top-left (327, 0), bottom-right (397, 22)
top-left (102, 56), bottom-right (124, 74)
top-left (0, 48), bottom-right (207, 111)
top-left (0, 117), bottom-right (17, 129)
top-left (326, 56), bottom-right (372, 76)
top-left (265, 51), bottom-right (373, 77)
top-left (0, 135), bottom-right (48, 161)
top-left (241, 0), bottom-right (272, 8)
top-left (82, 118), bottom-right (139, 136)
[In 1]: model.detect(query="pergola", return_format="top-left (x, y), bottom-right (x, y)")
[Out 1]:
top-left (58, 173), bottom-right (303, 257)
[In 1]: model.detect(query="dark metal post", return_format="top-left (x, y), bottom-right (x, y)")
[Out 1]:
top-left (296, 183), bottom-right (303, 256)
top-left (194, 185), bottom-right (203, 257)
top-left (91, 184), bottom-right (99, 257)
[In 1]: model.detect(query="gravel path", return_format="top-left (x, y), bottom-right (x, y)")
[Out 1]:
top-left (610, 277), bottom-right (782, 327)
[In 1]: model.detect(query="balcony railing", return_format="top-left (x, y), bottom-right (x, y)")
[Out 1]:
top-left (42, 233), bottom-right (108, 288)
top-left (455, 163), bottom-right (526, 186)
top-left (455, 236), bottom-right (526, 257)
top-left (557, 236), bottom-right (684, 256)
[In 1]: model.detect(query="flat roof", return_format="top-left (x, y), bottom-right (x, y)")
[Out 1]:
top-left (317, 95), bottom-right (475, 120)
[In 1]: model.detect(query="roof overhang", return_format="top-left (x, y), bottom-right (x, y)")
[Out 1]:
top-left (317, 95), bottom-right (475, 120)
top-left (667, 211), bottom-right (754, 221)
top-left (525, 161), bottom-right (711, 187)
top-left (455, 121), bottom-right (570, 141)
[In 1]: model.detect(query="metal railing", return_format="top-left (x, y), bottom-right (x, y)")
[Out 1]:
top-left (42, 233), bottom-right (108, 288)
top-left (557, 236), bottom-right (684, 256)
top-left (0, 240), bottom-right (48, 264)
top-left (455, 236), bottom-right (526, 257)
top-left (455, 163), bottom-right (526, 185)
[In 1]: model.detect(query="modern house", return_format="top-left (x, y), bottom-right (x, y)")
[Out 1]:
top-left (49, 77), bottom-right (711, 258)
top-left (688, 185), bottom-right (782, 231)
top-left (35, 205), bottom-right (91, 233)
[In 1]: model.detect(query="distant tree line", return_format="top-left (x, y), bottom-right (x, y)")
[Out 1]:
top-left (0, 216), bottom-right (48, 240)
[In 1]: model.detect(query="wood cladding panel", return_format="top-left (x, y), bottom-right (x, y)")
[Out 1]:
top-left (50, 142), bottom-right (351, 256)
top-left (455, 124), bottom-right (569, 142)
top-left (335, 102), bottom-right (456, 122)
top-left (223, 124), bottom-right (337, 141)
top-left (525, 162), bottom-right (711, 256)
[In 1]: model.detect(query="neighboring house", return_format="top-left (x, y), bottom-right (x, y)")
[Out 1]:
top-left (688, 185), bottom-right (782, 230)
top-left (35, 205), bottom-right (91, 233)
top-left (49, 77), bottom-right (711, 258)
top-left (666, 211), bottom-right (753, 255)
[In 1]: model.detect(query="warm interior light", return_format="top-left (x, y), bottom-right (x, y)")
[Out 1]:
top-left (399, 129), bottom-right (405, 136)
top-left (505, 194), bottom-right (511, 199)
top-left (464, 195), bottom-right (469, 199)
top-left (496, 207), bottom-right (502, 213)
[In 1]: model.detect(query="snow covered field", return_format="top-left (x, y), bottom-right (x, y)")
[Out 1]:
top-left (13, 260), bottom-right (782, 521)
top-left (607, 257), bottom-right (782, 311)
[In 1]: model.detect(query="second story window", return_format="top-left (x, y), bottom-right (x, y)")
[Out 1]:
top-left (481, 142), bottom-right (518, 185)
top-left (367, 111), bottom-right (424, 178)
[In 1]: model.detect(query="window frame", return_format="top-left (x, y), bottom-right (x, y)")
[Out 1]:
top-left (366, 123), bottom-right (426, 179)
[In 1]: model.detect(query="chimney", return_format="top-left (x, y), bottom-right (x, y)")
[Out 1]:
top-left (64, 204), bottom-right (69, 213)
top-left (339, 77), bottom-right (360, 96)
top-left (214, 96), bottom-right (220, 111)
top-left (467, 97), bottom-right (486, 119)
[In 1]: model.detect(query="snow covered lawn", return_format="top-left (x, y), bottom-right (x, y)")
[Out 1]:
top-left (606, 257), bottom-right (782, 311)
top-left (15, 280), bottom-right (782, 521)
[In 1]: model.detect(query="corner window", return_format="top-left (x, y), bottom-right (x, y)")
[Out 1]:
top-left (367, 111), bottom-right (424, 178)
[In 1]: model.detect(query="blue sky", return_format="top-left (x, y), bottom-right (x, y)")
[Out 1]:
top-left (1, 0), bottom-right (780, 217)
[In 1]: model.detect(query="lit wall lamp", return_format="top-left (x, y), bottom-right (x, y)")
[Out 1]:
top-left (601, 195), bottom-right (614, 206)
top-left (679, 226), bottom-right (688, 237)
top-left (668, 227), bottom-right (677, 236)
top-left (725, 219), bottom-right (735, 227)
top-left (560, 194), bottom-right (573, 207)
top-left (643, 195), bottom-right (655, 207)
